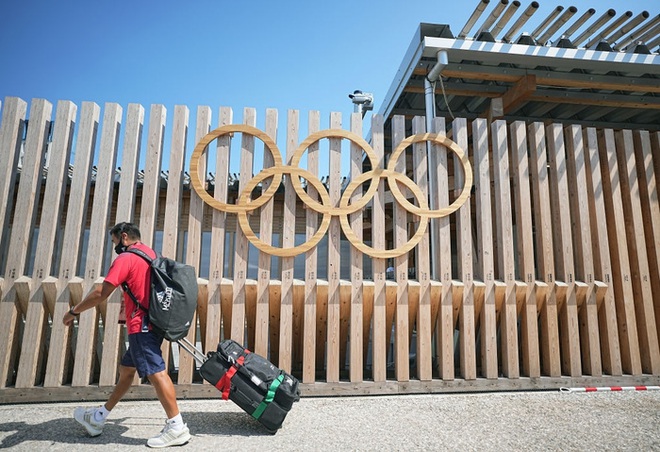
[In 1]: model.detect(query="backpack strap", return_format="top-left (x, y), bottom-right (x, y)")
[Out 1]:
top-left (121, 247), bottom-right (155, 314)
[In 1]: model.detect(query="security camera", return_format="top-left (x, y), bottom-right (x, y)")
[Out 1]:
top-left (348, 90), bottom-right (374, 107)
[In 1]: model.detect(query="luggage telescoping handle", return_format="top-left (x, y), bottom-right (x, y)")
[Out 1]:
top-left (177, 337), bottom-right (207, 365)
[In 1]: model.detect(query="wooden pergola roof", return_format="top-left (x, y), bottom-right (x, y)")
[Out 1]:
top-left (378, 3), bottom-right (660, 135)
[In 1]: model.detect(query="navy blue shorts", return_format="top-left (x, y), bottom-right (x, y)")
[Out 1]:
top-left (121, 331), bottom-right (166, 378)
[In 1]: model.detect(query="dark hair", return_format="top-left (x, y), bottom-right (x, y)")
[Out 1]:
top-left (110, 222), bottom-right (141, 240)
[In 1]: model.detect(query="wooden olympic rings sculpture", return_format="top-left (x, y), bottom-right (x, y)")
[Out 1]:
top-left (190, 125), bottom-right (473, 258)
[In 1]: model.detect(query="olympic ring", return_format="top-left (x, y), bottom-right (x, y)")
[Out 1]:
top-left (189, 125), bottom-right (472, 258)
top-left (387, 133), bottom-right (473, 219)
top-left (289, 129), bottom-right (380, 216)
top-left (339, 170), bottom-right (429, 259)
top-left (190, 124), bottom-right (283, 213)
top-left (236, 166), bottom-right (332, 257)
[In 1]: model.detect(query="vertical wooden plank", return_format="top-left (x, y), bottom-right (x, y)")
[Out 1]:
top-left (433, 117), bottom-right (453, 380)
top-left (412, 119), bottom-right (432, 381)
top-left (546, 123), bottom-right (581, 377)
top-left (253, 109), bottom-right (277, 357)
top-left (16, 100), bottom-right (77, 388)
top-left (278, 109), bottom-right (298, 373)
top-left (491, 120), bottom-right (519, 378)
top-left (583, 127), bottom-right (622, 376)
top-left (0, 99), bottom-right (51, 388)
top-left (510, 121), bottom-right (540, 378)
top-left (178, 106), bottom-right (211, 384)
top-left (598, 129), bottom-right (642, 375)
top-left (634, 131), bottom-right (660, 352)
top-left (615, 130), bottom-right (660, 374)
top-left (349, 112), bottom-right (364, 382)
top-left (326, 111), bottom-right (342, 383)
top-left (472, 118), bottom-right (498, 379)
top-left (139, 104), bottom-right (166, 244)
top-left (453, 118), bottom-right (477, 380)
top-left (371, 114), bottom-right (387, 383)
top-left (72, 103), bottom-right (122, 386)
top-left (160, 105), bottom-right (189, 369)
top-left (302, 111), bottom-right (320, 383)
top-left (44, 102), bottom-right (100, 387)
top-left (528, 122), bottom-right (561, 377)
top-left (564, 125), bottom-right (602, 376)
top-left (98, 104), bottom-right (144, 386)
top-left (204, 107), bottom-right (232, 358)
top-left (391, 115), bottom-right (409, 382)
top-left (0, 98), bottom-right (27, 268)
top-left (231, 108), bottom-right (256, 343)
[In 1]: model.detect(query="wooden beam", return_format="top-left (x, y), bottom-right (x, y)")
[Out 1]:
top-left (502, 75), bottom-right (537, 113)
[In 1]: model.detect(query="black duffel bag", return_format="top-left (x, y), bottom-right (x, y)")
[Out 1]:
top-left (199, 339), bottom-right (301, 432)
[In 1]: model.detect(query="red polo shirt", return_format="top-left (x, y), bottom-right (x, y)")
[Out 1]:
top-left (104, 242), bottom-right (156, 334)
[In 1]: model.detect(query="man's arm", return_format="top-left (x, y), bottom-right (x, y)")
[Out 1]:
top-left (63, 281), bottom-right (117, 325)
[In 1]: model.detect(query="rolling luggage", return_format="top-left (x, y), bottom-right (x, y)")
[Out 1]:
top-left (178, 338), bottom-right (300, 433)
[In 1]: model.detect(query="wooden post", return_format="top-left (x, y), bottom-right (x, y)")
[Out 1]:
top-left (491, 120), bottom-right (519, 378)
top-left (326, 112), bottom-right (342, 383)
top-left (302, 111), bottom-right (320, 383)
top-left (391, 115), bottom-right (409, 382)
top-left (598, 129), bottom-right (642, 375)
top-left (527, 122), bottom-right (561, 377)
top-left (433, 116), bottom-right (454, 380)
top-left (472, 118), bottom-right (498, 379)
top-left (413, 119), bottom-right (433, 381)
top-left (175, 106), bottom-right (210, 384)
top-left (564, 125), bottom-right (601, 376)
top-left (231, 108), bottom-right (256, 343)
top-left (452, 118), bottom-right (476, 380)
top-left (279, 109), bottom-right (299, 373)
top-left (160, 105), bottom-right (189, 369)
top-left (349, 112), bottom-right (364, 382)
top-left (583, 127), bottom-right (622, 376)
top-left (509, 120), bottom-right (540, 378)
top-left (252, 109), bottom-right (277, 357)
top-left (205, 107), bottom-right (232, 358)
top-left (371, 114), bottom-right (387, 383)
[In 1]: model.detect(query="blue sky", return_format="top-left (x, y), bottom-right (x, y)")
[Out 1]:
top-left (0, 0), bottom-right (656, 173)
top-left (2, 0), bottom-right (656, 120)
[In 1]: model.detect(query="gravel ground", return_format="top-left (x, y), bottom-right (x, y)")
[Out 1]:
top-left (0, 390), bottom-right (659, 451)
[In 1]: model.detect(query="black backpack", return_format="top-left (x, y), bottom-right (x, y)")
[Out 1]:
top-left (122, 248), bottom-right (198, 341)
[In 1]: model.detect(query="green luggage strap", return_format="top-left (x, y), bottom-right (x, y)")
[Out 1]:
top-left (252, 374), bottom-right (284, 420)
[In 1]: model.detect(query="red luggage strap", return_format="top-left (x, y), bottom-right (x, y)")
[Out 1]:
top-left (215, 353), bottom-right (247, 400)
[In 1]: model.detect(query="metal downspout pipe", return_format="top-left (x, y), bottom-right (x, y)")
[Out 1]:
top-left (425, 49), bottom-right (448, 279)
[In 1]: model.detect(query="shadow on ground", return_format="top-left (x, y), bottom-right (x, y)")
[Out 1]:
top-left (0, 417), bottom-right (143, 448)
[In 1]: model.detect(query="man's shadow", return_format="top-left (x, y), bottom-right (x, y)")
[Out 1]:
top-left (0, 417), bottom-right (143, 448)
top-left (0, 411), bottom-right (274, 448)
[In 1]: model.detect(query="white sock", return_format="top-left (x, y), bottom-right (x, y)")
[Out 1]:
top-left (94, 405), bottom-right (110, 422)
top-left (167, 413), bottom-right (184, 430)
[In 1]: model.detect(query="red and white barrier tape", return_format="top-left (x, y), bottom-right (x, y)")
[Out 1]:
top-left (560, 385), bottom-right (660, 393)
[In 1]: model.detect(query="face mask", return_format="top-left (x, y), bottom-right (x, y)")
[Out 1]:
top-left (114, 242), bottom-right (127, 255)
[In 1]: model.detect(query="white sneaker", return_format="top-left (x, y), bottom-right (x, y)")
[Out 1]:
top-left (147, 422), bottom-right (191, 448)
top-left (73, 407), bottom-right (105, 437)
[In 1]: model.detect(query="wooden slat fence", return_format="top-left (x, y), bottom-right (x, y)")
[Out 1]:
top-left (0, 96), bottom-right (659, 403)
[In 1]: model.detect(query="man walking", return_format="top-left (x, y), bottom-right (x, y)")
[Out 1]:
top-left (63, 222), bottom-right (191, 448)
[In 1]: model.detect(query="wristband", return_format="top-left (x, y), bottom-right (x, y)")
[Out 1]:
top-left (69, 306), bottom-right (79, 317)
